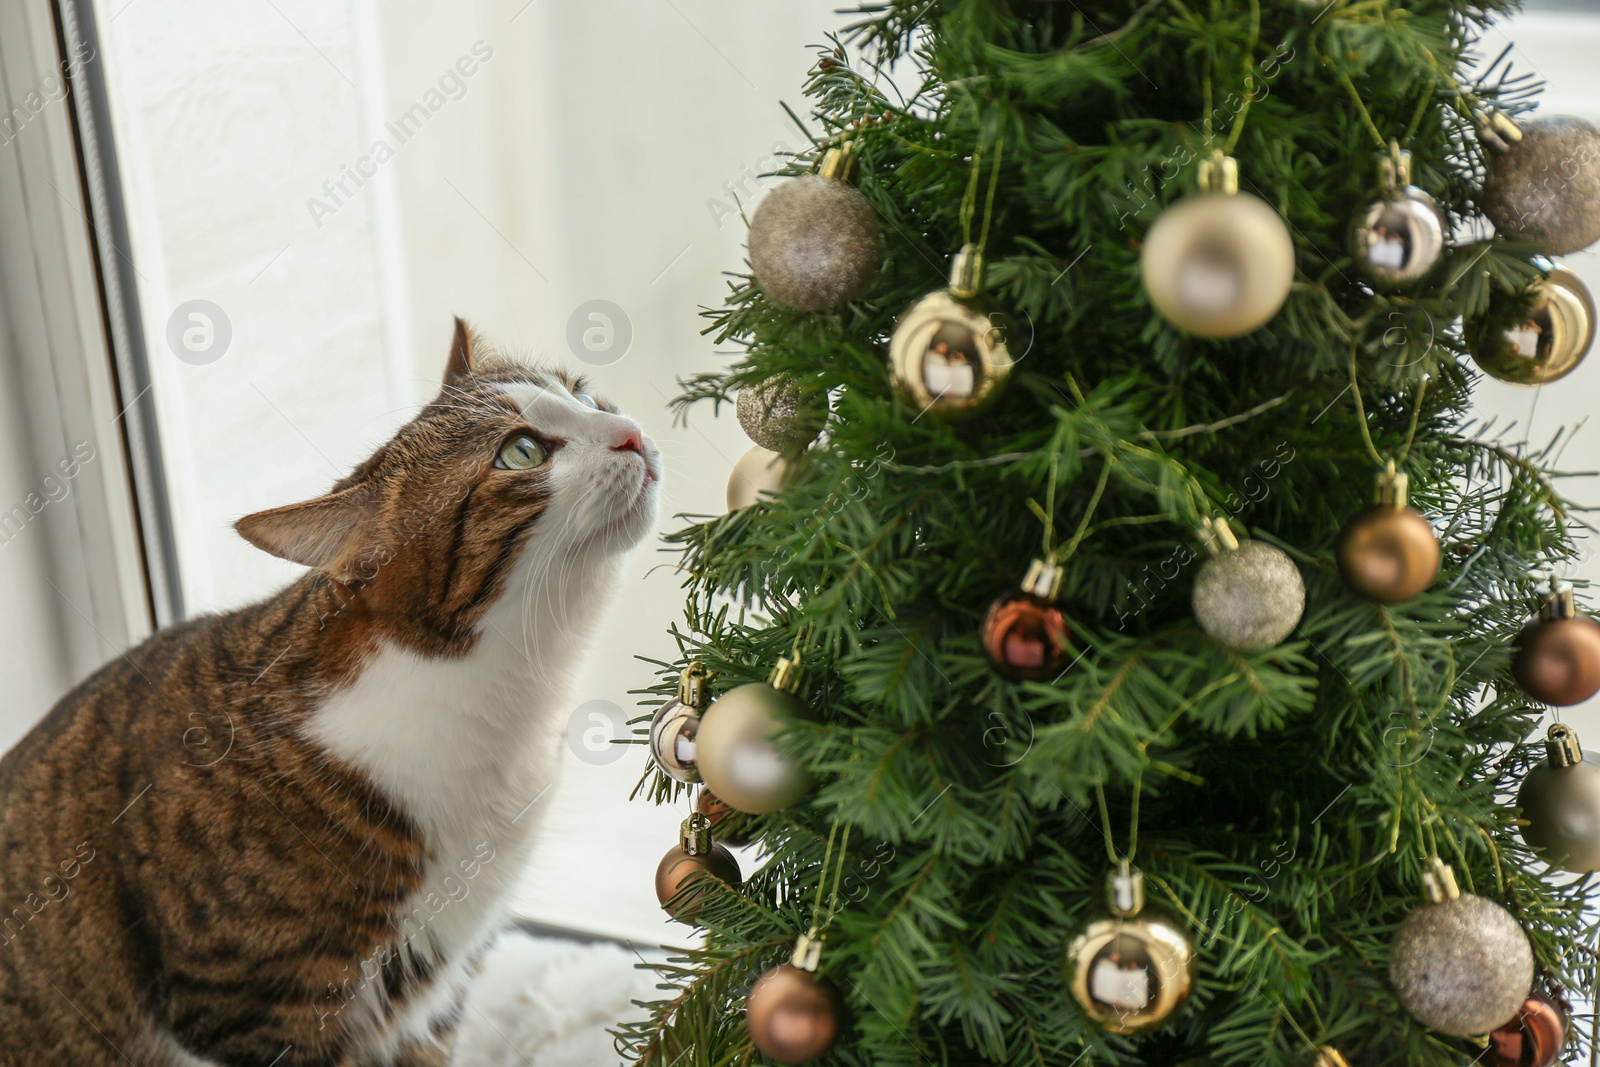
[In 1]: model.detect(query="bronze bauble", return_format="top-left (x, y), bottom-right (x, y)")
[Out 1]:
top-left (1351, 186), bottom-right (1445, 288)
top-left (649, 698), bottom-right (701, 783)
top-left (736, 377), bottom-right (821, 451)
top-left (654, 840), bottom-right (740, 922)
top-left (746, 964), bottom-right (843, 1064)
top-left (1337, 505), bottom-right (1440, 604)
top-left (698, 788), bottom-right (752, 847)
top-left (749, 171), bottom-right (881, 312)
top-left (1482, 115), bottom-right (1600, 255)
top-left (727, 446), bottom-right (791, 511)
top-left (1469, 267), bottom-right (1595, 386)
top-left (1517, 725), bottom-right (1600, 872)
top-left (982, 560), bottom-right (1071, 681)
top-left (1141, 189), bottom-right (1296, 337)
top-left (1192, 539), bottom-right (1306, 651)
top-left (1513, 614), bottom-right (1600, 708)
top-left (696, 682), bottom-right (814, 814)
top-left (1486, 992), bottom-right (1566, 1067)
top-left (1390, 892), bottom-right (1533, 1036)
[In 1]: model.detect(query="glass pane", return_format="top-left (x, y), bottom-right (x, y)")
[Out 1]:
top-left (92, 0), bottom-right (838, 944)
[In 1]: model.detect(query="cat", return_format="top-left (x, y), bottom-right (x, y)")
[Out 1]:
top-left (0, 319), bottom-right (661, 1066)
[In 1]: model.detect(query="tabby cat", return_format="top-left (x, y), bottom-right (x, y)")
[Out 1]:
top-left (0, 320), bottom-right (661, 1065)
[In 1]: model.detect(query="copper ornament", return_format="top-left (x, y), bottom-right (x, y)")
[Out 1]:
top-left (982, 559), bottom-right (1071, 681)
top-left (1389, 860), bottom-right (1534, 1037)
top-left (1517, 723), bottom-right (1600, 872)
top-left (1469, 266), bottom-right (1595, 386)
top-left (748, 147), bottom-right (881, 312)
top-left (1513, 584), bottom-right (1600, 707)
top-left (1481, 114), bottom-right (1600, 256)
top-left (698, 788), bottom-right (751, 847)
top-left (1337, 469), bottom-right (1440, 604)
top-left (695, 657), bottom-right (815, 814)
top-left (1067, 862), bottom-right (1196, 1033)
top-left (1485, 992), bottom-right (1566, 1067)
top-left (747, 963), bottom-right (843, 1064)
top-left (1141, 153), bottom-right (1296, 338)
top-left (654, 813), bottom-right (741, 922)
top-left (888, 244), bottom-right (1013, 419)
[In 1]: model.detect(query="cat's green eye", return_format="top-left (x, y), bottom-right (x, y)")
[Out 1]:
top-left (495, 434), bottom-right (546, 471)
top-left (575, 393), bottom-right (598, 409)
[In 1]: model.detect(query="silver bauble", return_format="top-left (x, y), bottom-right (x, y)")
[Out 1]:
top-left (1192, 538), bottom-right (1306, 651)
top-left (1141, 188), bottom-right (1296, 337)
top-left (1352, 187), bottom-right (1445, 288)
top-left (649, 698), bottom-right (701, 783)
top-left (1390, 876), bottom-right (1533, 1037)
top-left (727, 446), bottom-right (791, 511)
top-left (1518, 723), bottom-right (1600, 872)
top-left (748, 151), bottom-right (881, 312)
top-left (1482, 115), bottom-right (1600, 256)
top-left (695, 676), bottom-right (814, 814)
top-left (736, 378), bottom-right (821, 451)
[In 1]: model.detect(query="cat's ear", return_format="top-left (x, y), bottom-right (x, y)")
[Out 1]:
top-left (236, 485), bottom-right (378, 583)
top-left (444, 315), bottom-right (475, 383)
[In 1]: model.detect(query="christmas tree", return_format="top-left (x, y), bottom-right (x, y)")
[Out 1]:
top-left (622, 1), bottom-right (1600, 1064)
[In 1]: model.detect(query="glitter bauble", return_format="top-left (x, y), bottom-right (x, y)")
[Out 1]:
top-left (1192, 539), bottom-right (1305, 651)
top-left (736, 377), bottom-right (821, 451)
top-left (1141, 190), bottom-right (1296, 337)
top-left (1389, 892), bottom-right (1533, 1036)
top-left (1482, 115), bottom-right (1600, 255)
top-left (746, 964), bottom-right (843, 1064)
top-left (749, 173), bottom-right (881, 312)
top-left (696, 681), bottom-right (814, 814)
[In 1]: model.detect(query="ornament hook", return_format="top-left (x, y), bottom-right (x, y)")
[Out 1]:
top-left (1198, 151), bottom-right (1239, 195)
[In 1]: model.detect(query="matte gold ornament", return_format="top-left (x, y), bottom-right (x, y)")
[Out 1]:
top-left (982, 559), bottom-right (1072, 681)
top-left (1337, 466), bottom-right (1440, 604)
top-left (654, 813), bottom-right (741, 922)
top-left (1481, 114), bottom-right (1600, 255)
top-left (727, 446), bottom-right (791, 511)
top-left (1513, 583), bottom-right (1600, 707)
top-left (1389, 859), bottom-right (1534, 1037)
top-left (1140, 153), bottom-right (1296, 338)
top-left (1469, 266), bottom-right (1595, 386)
top-left (650, 663), bottom-right (711, 784)
top-left (746, 934), bottom-right (843, 1064)
top-left (1517, 723), bottom-right (1600, 873)
top-left (1191, 520), bottom-right (1305, 651)
top-left (888, 244), bottom-right (1013, 419)
top-left (1312, 1050), bottom-right (1351, 1067)
top-left (1067, 861), bottom-right (1196, 1033)
top-left (1486, 992), bottom-right (1566, 1067)
top-left (1351, 148), bottom-right (1445, 288)
top-left (696, 656), bottom-right (815, 814)
top-left (736, 377), bottom-right (821, 451)
top-left (749, 146), bottom-right (882, 311)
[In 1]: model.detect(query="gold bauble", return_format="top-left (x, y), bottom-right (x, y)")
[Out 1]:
top-left (1389, 861), bottom-right (1533, 1037)
top-left (888, 244), bottom-right (1012, 419)
top-left (727, 446), bottom-right (791, 511)
top-left (1140, 156), bottom-right (1295, 337)
top-left (1517, 723), bottom-right (1600, 873)
top-left (1469, 266), bottom-right (1594, 386)
top-left (1336, 469), bottom-right (1439, 605)
top-left (747, 963), bottom-right (843, 1064)
top-left (696, 660), bottom-right (814, 814)
top-left (1481, 115), bottom-right (1600, 256)
top-left (1067, 864), bottom-right (1195, 1033)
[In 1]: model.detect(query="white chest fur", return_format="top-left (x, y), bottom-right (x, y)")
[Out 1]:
top-left (304, 542), bottom-right (622, 1053)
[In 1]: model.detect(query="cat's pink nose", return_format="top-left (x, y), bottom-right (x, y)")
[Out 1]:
top-left (612, 424), bottom-right (645, 456)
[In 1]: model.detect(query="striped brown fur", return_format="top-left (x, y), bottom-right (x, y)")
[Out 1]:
top-left (0, 320), bottom-right (660, 1065)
